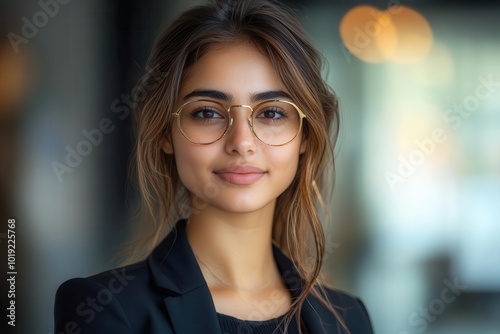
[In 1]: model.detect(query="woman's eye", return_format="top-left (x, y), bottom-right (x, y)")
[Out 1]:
top-left (257, 108), bottom-right (287, 120)
top-left (263, 110), bottom-right (277, 119)
top-left (192, 108), bottom-right (223, 119)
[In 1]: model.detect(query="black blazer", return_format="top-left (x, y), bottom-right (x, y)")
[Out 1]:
top-left (54, 220), bottom-right (374, 333)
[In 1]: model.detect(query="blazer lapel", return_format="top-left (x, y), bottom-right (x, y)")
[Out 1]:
top-left (273, 246), bottom-right (343, 334)
top-left (301, 294), bottom-right (344, 334)
top-left (147, 220), bottom-right (222, 334)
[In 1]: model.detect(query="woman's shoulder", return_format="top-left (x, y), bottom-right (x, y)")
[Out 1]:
top-left (322, 285), bottom-right (368, 309)
top-left (54, 261), bottom-right (163, 334)
top-left (272, 245), bottom-right (373, 332)
top-left (56, 260), bottom-right (150, 298)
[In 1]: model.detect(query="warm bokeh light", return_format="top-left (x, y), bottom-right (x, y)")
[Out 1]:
top-left (0, 44), bottom-right (33, 118)
top-left (340, 5), bottom-right (434, 64)
top-left (382, 6), bottom-right (433, 64)
top-left (339, 5), bottom-right (397, 63)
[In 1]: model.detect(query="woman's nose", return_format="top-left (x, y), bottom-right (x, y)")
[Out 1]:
top-left (224, 107), bottom-right (257, 155)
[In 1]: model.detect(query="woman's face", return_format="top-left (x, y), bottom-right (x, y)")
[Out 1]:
top-left (162, 42), bottom-right (306, 214)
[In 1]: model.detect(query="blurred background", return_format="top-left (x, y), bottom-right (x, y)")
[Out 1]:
top-left (0, 0), bottom-right (499, 333)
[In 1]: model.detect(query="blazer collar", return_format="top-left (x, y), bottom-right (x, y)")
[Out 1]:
top-left (147, 219), bottom-right (340, 334)
top-left (272, 242), bottom-right (343, 333)
top-left (148, 219), bottom-right (206, 295)
top-left (148, 219), bottom-right (221, 333)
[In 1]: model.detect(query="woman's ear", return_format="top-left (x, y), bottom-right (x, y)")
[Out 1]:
top-left (299, 135), bottom-right (308, 154)
top-left (161, 135), bottom-right (174, 154)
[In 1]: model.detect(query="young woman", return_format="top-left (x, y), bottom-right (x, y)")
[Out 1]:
top-left (54, 0), bottom-right (373, 333)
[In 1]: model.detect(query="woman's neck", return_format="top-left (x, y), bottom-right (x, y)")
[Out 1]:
top-left (186, 198), bottom-right (279, 290)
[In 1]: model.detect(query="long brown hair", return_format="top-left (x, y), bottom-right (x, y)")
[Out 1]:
top-left (124, 0), bottom-right (345, 331)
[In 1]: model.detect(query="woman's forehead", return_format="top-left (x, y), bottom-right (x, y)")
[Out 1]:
top-left (179, 42), bottom-right (287, 102)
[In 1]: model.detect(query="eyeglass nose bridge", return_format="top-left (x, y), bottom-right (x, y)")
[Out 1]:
top-left (226, 104), bottom-right (255, 131)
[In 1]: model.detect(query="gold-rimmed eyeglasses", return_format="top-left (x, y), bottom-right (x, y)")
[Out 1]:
top-left (173, 99), bottom-right (306, 146)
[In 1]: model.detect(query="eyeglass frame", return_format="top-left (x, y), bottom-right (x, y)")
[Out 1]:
top-left (172, 98), bottom-right (307, 146)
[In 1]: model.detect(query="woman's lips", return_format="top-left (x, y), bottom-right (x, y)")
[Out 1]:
top-left (213, 165), bottom-right (266, 185)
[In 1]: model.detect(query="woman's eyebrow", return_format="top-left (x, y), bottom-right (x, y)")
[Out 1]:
top-left (251, 90), bottom-right (292, 101)
top-left (182, 89), bottom-right (292, 102)
top-left (183, 89), bottom-right (232, 101)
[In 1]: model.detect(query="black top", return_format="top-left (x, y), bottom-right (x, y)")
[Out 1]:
top-left (54, 219), bottom-right (374, 333)
top-left (218, 312), bottom-right (299, 334)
